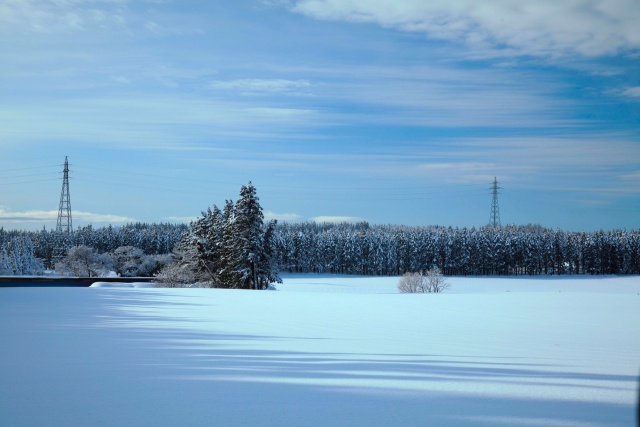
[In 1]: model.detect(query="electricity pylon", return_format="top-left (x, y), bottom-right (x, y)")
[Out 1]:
top-left (56, 156), bottom-right (72, 234)
top-left (489, 177), bottom-right (501, 228)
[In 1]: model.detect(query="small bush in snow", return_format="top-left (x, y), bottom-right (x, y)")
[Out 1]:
top-left (111, 246), bottom-right (169, 277)
top-left (397, 272), bottom-right (422, 293)
top-left (425, 267), bottom-right (450, 293)
top-left (398, 267), bottom-right (449, 293)
top-left (55, 245), bottom-right (113, 278)
top-left (154, 262), bottom-right (196, 288)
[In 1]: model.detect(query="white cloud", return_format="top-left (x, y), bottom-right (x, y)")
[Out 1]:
top-left (264, 211), bottom-right (302, 222)
top-left (0, 207), bottom-right (134, 224)
top-left (311, 215), bottom-right (367, 223)
top-left (110, 75), bottom-right (131, 85)
top-left (0, 0), bottom-right (129, 33)
top-left (618, 171), bottom-right (640, 181)
top-left (0, 208), bottom-right (57, 223)
top-left (621, 86), bottom-right (640, 98)
top-left (74, 211), bottom-right (136, 223)
top-left (291, 0), bottom-right (640, 57)
top-left (210, 79), bottom-right (312, 95)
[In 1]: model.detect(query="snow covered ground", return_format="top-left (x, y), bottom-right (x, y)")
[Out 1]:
top-left (1, 274), bottom-right (639, 426)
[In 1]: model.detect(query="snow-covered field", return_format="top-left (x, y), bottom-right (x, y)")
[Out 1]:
top-left (1, 275), bottom-right (639, 426)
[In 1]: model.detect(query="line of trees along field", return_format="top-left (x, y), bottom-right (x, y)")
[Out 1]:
top-left (2, 221), bottom-right (639, 277)
top-left (0, 223), bottom-right (186, 275)
top-left (272, 222), bottom-right (640, 276)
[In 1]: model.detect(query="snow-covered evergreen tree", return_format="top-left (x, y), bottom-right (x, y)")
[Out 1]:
top-left (226, 182), bottom-right (280, 289)
top-left (0, 236), bottom-right (44, 275)
top-left (157, 183), bottom-right (281, 289)
top-left (0, 246), bottom-right (13, 275)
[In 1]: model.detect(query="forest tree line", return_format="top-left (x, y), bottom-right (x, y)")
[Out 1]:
top-left (271, 222), bottom-right (640, 276)
top-left (0, 222), bottom-right (186, 274)
top-left (1, 221), bottom-right (639, 276)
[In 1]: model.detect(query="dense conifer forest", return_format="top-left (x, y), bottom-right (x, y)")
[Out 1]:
top-left (2, 221), bottom-right (638, 276)
top-left (271, 222), bottom-right (640, 276)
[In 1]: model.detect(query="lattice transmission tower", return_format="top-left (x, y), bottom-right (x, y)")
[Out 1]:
top-left (489, 176), bottom-right (501, 228)
top-left (56, 156), bottom-right (73, 234)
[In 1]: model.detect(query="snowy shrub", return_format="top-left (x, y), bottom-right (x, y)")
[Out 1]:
top-left (55, 245), bottom-right (113, 278)
top-left (397, 272), bottom-right (423, 293)
top-left (111, 246), bottom-right (147, 277)
top-left (154, 263), bottom-right (196, 288)
top-left (398, 267), bottom-right (449, 293)
top-left (110, 246), bottom-right (169, 277)
top-left (424, 267), bottom-right (450, 293)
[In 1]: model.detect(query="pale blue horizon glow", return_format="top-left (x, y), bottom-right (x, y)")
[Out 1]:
top-left (1, 1), bottom-right (639, 232)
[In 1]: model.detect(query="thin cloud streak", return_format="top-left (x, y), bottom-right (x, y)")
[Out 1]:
top-left (0, 96), bottom-right (323, 148)
top-left (209, 79), bottom-right (312, 95)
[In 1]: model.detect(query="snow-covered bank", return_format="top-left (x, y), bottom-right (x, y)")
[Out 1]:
top-left (1, 275), bottom-right (638, 426)
top-left (89, 281), bottom-right (156, 288)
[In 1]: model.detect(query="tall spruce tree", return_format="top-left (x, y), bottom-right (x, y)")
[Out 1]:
top-left (226, 182), bottom-right (280, 289)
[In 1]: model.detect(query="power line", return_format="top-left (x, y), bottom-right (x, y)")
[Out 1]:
top-left (0, 178), bottom-right (60, 186)
top-left (0, 171), bottom-right (60, 180)
top-left (0, 164), bottom-right (60, 173)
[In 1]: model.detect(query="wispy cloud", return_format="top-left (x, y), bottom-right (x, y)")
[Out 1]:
top-left (0, 0), bottom-right (129, 33)
top-left (0, 95), bottom-right (322, 149)
top-left (264, 211), bottom-right (302, 222)
top-left (0, 207), bottom-right (135, 225)
top-left (0, 0), bottom-right (202, 37)
top-left (618, 171), bottom-right (640, 182)
top-left (290, 0), bottom-right (640, 58)
top-left (359, 135), bottom-right (640, 195)
top-left (74, 211), bottom-right (136, 223)
top-left (621, 86), bottom-right (640, 98)
top-left (210, 79), bottom-right (312, 96)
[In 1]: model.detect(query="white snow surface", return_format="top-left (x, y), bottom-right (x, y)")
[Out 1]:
top-left (89, 281), bottom-right (156, 288)
top-left (1, 274), bottom-right (639, 426)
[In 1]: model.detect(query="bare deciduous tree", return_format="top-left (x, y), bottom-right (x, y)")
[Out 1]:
top-left (55, 245), bottom-right (112, 277)
top-left (425, 266), bottom-right (450, 293)
top-left (397, 272), bottom-right (423, 293)
top-left (397, 267), bottom-right (449, 293)
top-left (154, 262), bottom-right (196, 288)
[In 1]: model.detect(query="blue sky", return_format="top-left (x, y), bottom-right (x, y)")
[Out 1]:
top-left (1, 0), bottom-right (639, 232)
